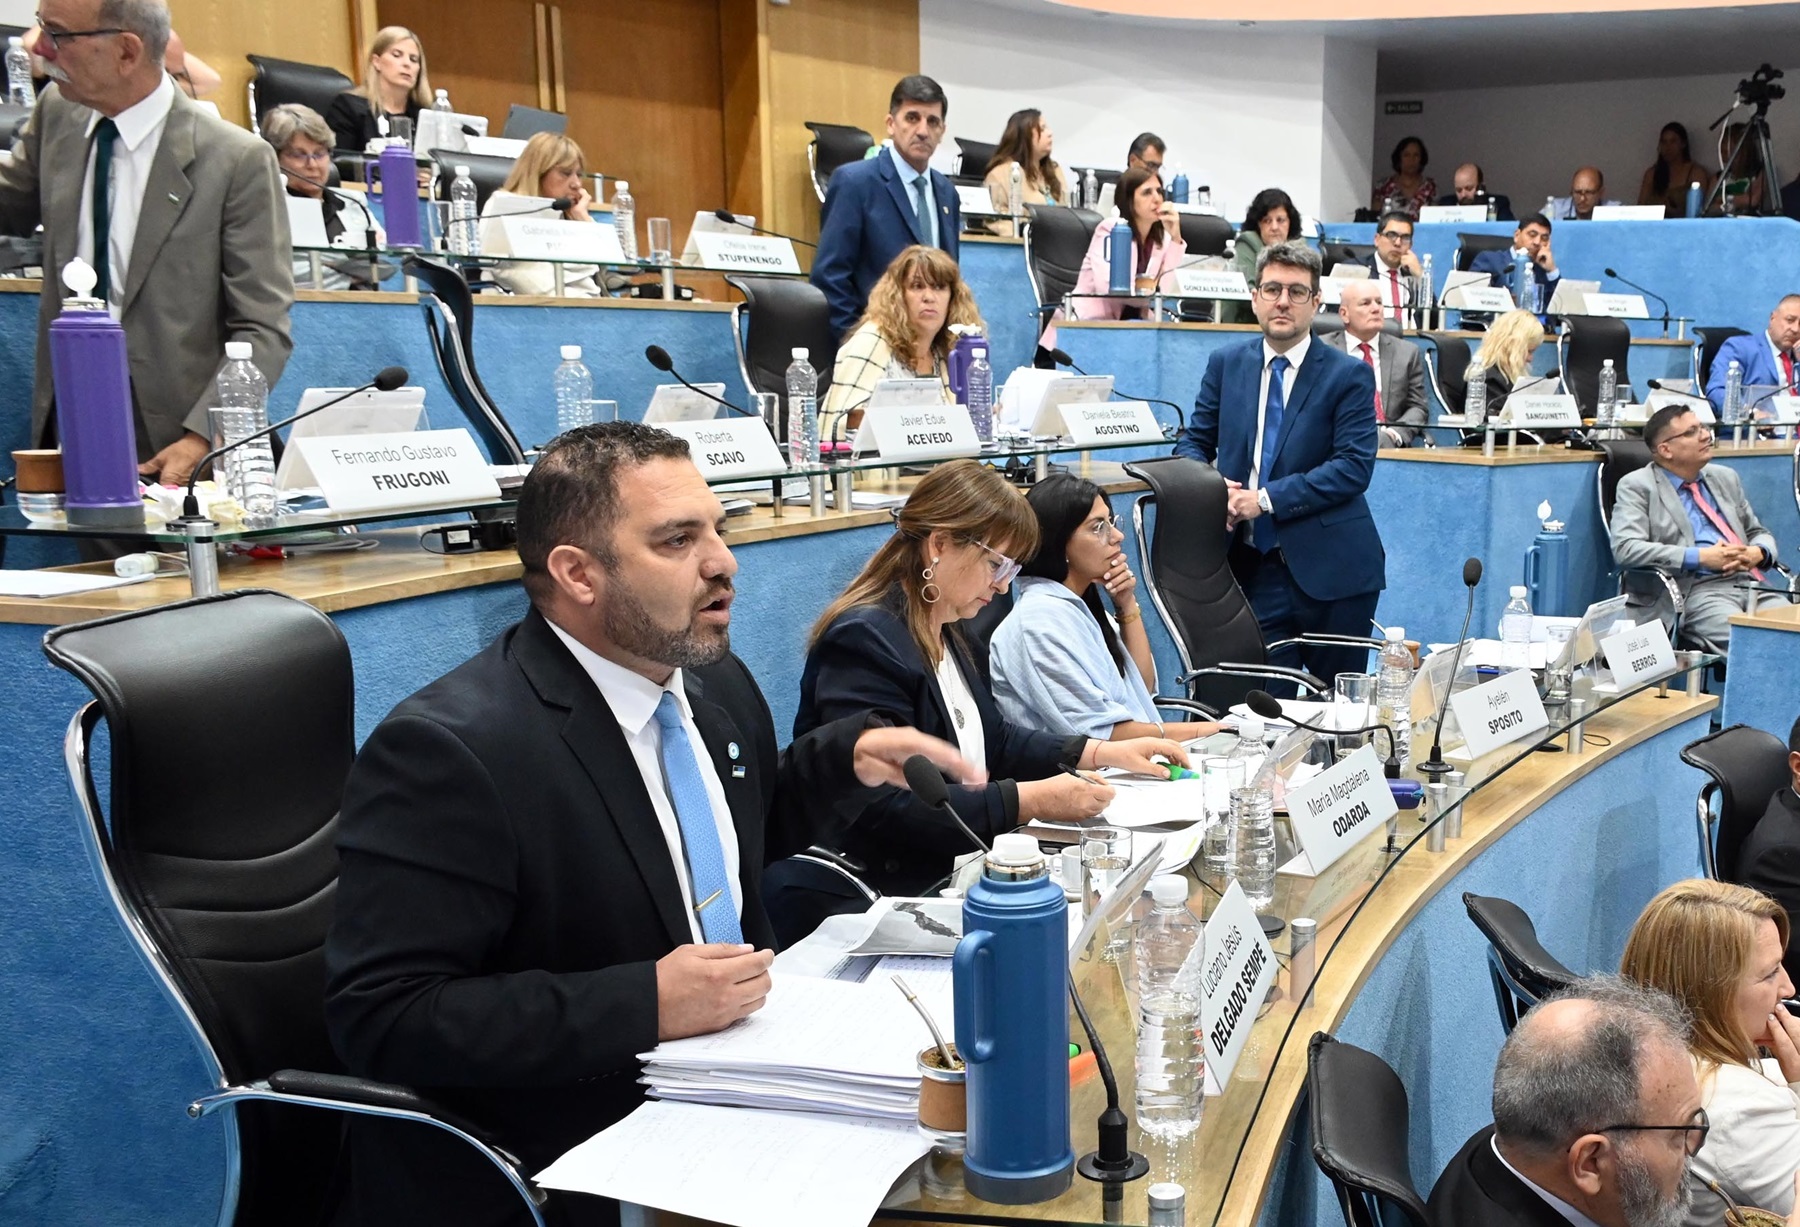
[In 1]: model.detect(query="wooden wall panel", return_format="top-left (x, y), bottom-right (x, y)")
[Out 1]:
top-left (167, 0), bottom-right (358, 129)
top-left (719, 0), bottom-right (770, 224)
top-left (373, 0), bottom-right (542, 146)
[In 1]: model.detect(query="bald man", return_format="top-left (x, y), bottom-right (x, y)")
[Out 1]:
top-left (1323, 281), bottom-right (1429, 447)
top-left (1705, 293), bottom-right (1800, 414)
top-left (1550, 167), bottom-right (1621, 221)
top-left (1438, 161), bottom-right (1513, 220)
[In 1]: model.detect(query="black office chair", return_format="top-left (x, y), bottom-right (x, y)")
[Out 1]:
top-left (1306, 1032), bottom-right (1431, 1227)
top-left (1693, 325), bottom-right (1749, 389)
top-left (723, 274), bottom-right (837, 442)
top-left (1022, 204), bottom-right (1103, 320)
top-left (1177, 212), bottom-right (1235, 258)
top-left (1320, 242), bottom-right (1375, 274)
top-left (954, 137), bottom-right (998, 179)
top-left (1124, 457), bottom-right (1380, 713)
top-left (429, 150), bottom-right (515, 214)
top-left (803, 121), bottom-right (874, 204)
top-left (1453, 232), bottom-right (1513, 272)
top-left (1559, 315), bottom-right (1633, 419)
top-left (246, 54), bottom-right (353, 132)
top-left (42, 591), bottom-right (546, 1226)
top-left (400, 255), bottom-right (529, 462)
top-left (502, 104), bottom-right (567, 140)
top-left (1421, 332), bottom-right (1473, 417)
top-left (1595, 439), bottom-right (1689, 645)
top-left (1462, 893), bottom-right (1580, 1035)
top-left (1312, 315), bottom-right (1402, 339)
top-left (1681, 724), bottom-right (1793, 881)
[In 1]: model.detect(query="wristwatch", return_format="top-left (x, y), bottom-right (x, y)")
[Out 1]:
top-left (1256, 488), bottom-right (1272, 515)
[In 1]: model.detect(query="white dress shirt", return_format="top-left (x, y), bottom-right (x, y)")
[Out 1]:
top-left (1251, 333), bottom-right (1310, 491)
top-left (1491, 1134), bottom-right (1606, 1227)
top-left (886, 143), bottom-right (939, 250)
top-left (77, 72), bottom-right (176, 316)
top-left (934, 649), bottom-right (987, 772)
top-left (548, 622), bottom-right (742, 943)
top-left (1684, 1057), bottom-right (1800, 1227)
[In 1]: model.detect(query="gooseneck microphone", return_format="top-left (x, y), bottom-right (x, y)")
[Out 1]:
top-left (1048, 347), bottom-right (1187, 430)
top-left (642, 345), bottom-right (757, 418)
top-left (1244, 690), bottom-right (1400, 778)
top-left (899, 755), bottom-right (1149, 1189)
top-left (1416, 558), bottom-right (1483, 779)
top-left (712, 208), bottom-right (819, 250)
top-left (1505, 366), bottom-right (1562, 398)
top-left (1602, 267), bottom-right (1673, 336)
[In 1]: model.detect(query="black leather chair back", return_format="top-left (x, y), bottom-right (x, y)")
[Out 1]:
top-left (246, 54), bottom-right (354, 132)
top-left (430, 151), bottom-right (515, 213)
top-left (1124, 457), bottom-right (1269, 712)
top-left (1422, 332), bottom-right (1472, 415)
top-left (1681, 724), bottom-right (1793, 880)
top-left (954, 137), bottom-right (997, 178)
top-left (502, 104), bottom-right (567, 140)
top-left (1320, 242), bottom-right (1374, 273)
top-left (1562, 315), bottom-right (1633, 418)
top-left (43, 590), bottom-right (356, 1224)
top-left (1307, 1032), bottom-right (1431, 1227)
top-left (1023, 204), bottom-right (1102, 311)
top-left (1463, 893), bottom-right (1579, 1033)
top-left (1596, 439), bottom-right (1653, 527)
top-left (804, 121), bottom-right (874, 201)
top-left (1454, 231), bottom-right (1513, 271)
top-left (401, 255), bottom-right (529, 462)
top-left (1695, 325), bottom-right (1749, 388)
top-left (1177, 212), bottom-right (1235, 257)
top-left (724, 274), bottom-right (838, 412)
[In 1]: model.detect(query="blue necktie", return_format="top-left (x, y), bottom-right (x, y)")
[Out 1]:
top-left (1252, 355), bottom-right (1289, 553)
top-left (911, 177), bottom-right (929, 243)
top-left (653, 691), bottom-right (742, 944)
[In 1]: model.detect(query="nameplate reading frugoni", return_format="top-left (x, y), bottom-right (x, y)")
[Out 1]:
top-left (296, 428), bottom-right (500, 514)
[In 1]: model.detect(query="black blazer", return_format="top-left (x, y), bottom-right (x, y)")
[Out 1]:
top-left (324, 610), bottom-right (867, 1225)
top-left (795, 590), bottom-right (1084, 895)
top-left (324, 89), bottom-right (420, 155)
top-left (1428, 1126), bottom-right (1574, 1227)
top-left (1736, 787), bottom-right (1800, 981)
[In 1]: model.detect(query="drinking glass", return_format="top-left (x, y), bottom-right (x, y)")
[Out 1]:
top-left (591, 400), bottom-right (619, 425)
top-left (647, 217), bottom-right (673, 266)
top-left (1201, 755), bottom-right (1246, 876)
top-left (1333, 672), bottom-right (1377, 757)
top-left (1080, 826), bottom-right (1134, 964)
top-left (1543, 624), bottom-right (1575, 704)
top-left (753, 392), bottom-right (782, 438)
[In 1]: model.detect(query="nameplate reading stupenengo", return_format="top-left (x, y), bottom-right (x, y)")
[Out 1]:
top-left (494, 216), bottom-right (625, 265)
top-left (1600, 619), bottom-right (1675, 690)
top-left (1172, 269), bottom-right (1250, 300)
top-left (661, 417), bottom-right (787, 481)
top-left (690, 231), bottom-right (802, 275)
top-left (1059, 400), bottom-right (1163, 447)
top-left (296, 429), bottom-right (500, 514)
top-left (1581, 292), bottom-right (1650, 319)
top-left (1448, 667), bottom-right (1550, 760)
top-left (1444, 285), bottom-right (1515, 313)
top-left (1500, 394), bottom-right (1583, 429)
top-left (852, 404), bottom-right (981, 463)
top-left (1278, 743), bottom-right (1399, 878)
top-left (1200, 878), bottom-right (1278, 1097)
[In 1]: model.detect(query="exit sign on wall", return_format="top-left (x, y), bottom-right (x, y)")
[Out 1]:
top-left (1385, 100), bottom-right (1423, 115)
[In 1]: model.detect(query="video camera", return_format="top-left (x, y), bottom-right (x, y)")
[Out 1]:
top-left (1738, 63), bottom-right (1786, 108)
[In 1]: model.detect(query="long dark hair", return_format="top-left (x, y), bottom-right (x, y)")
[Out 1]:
top-left (1652, 121), bottom-right (1692, 196)
top-left (1115, 165), bottom-right (1167, 248)
top-left (1021, 474), bottom-right (1126, 676)
top-left (984, 108), bottom-right (1065, 201)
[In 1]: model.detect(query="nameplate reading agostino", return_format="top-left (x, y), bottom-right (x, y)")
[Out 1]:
top-left (297, 428), bottom-right (500, 514)
top-left (1060, 400), bottom-right (1163, 446)
top-left (661, 417), bottom-right (788, 481)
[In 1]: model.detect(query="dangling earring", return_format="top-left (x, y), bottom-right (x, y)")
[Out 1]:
top-left (921, 556), bottom-right (941, 605)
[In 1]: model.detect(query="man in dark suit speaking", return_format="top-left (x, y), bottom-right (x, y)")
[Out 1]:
top-left (811, 74), bottom-right (961, 339)
top-left (324, 422), bottom-right (974, 1225)
top-left (1174, 241), bottom-right (1385, 688)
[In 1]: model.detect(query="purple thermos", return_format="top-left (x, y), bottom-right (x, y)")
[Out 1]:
top-left (47, 260), bottom-right (144, 528)
top-left (947, 328), bottom-right (985, 404)
top-left (377, 143), bottom-right (423, 248)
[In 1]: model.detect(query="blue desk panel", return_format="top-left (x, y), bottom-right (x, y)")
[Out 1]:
top-left (958, 237), bottom-right (1038, 380)
top-left (1722, 614), bottom-right (1800, 735)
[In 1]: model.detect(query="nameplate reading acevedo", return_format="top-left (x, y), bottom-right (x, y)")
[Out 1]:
top-left (1600, 619), bottom-right (1675, 690)
top-left (1501, 394), bottom-right (1583, 429)
top-left (493, 216), bottom-right (626, 265)
top-left (689, 231), bottom-right (802, 275)
top-left (1057, 400), bottom-right (1163, 446)
top-left (1200, 878), bottom-right (1278, 1096)
top-left (1581, 292), bottom-right (1650, 319)
top-left (661, 418), bottom-right (788, 481)
top-left (1448, 667), bottom-right (1550, 760)
top-left (1172, 269), bottom-right (1250, 300)
top-left (852, 404), bottom-right (981, 463)
top-left (1278, 743), bottom-right (1398, 878)
top-left (295, 428), bottom-right (500, 514)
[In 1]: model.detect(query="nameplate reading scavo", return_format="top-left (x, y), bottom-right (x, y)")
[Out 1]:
top-left (1445, 285), bottom-right (1515, 313)
top-left (1199, 878), bottom-right (1279, 1096)
top-left (1278, 743), bottom-right (1399, 878)
top-left (1600, 619), bottom-right (1676, 690)
top-left (689, 231), bottom-right (802, 274)
top-left (661, 418), bottom-right (787, 481)
top-left (1582, 292), bottom-right (1650, 319)
top-left (1172, 269), bottom-right (1250, 300)
top-left (1057, 400), bottom-right (1164, 446)
top-left (1448, 667), bottom-right (1550, 760)
top-left (853, 404), bottom-right (981, 463)
top-left (493, 216), bottom-right (625, 265)
top-left (1501, 394), bottom-right (1583, 429)
top-left (297, 428), bottom-right (500, 514)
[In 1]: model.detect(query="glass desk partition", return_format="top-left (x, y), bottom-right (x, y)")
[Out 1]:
top-left (291, 243), bottom-right (807, 298)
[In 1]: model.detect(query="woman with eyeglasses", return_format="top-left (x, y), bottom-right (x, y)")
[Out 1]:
top-left (1222, 187), bottom-right (1302, 325)
top-left (791, 460), bottom-right (1184, 896)
top-left (262, 103), bottom-right (385, 290)
top-left (990, 474), bottom-right (1224, 742)
top-left (1621, 878), bottom-right (1800, 1224)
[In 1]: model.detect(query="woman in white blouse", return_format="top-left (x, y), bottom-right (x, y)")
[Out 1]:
top-left (1621, 879), bottom-right (1800, 1226)
top-left (479, 131), bottom-right (603, 298)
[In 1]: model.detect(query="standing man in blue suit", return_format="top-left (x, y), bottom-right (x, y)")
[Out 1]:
top-left (811, 75), bottom-right (961, 339)
top-left (1174, 241), bottom-right (1386, 688)
top-left (1706, 294), bottom-right (1800, 413)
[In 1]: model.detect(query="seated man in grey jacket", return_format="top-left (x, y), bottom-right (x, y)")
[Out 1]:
top-left (1608, 404), bottom-right (1781, 653)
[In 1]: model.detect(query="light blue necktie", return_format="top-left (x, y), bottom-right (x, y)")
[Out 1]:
top-left (653, 691), bottom-right (742, 944)
top-left (1252, 355), bottom-right (1289, 553)
top-left (912, 176), bottom-right (930, 244)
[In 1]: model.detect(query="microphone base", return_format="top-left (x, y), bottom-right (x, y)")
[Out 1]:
top-left (1076, 1149), bottom-right (1149, 1185)
top-left (1416, 755), bottom-right (1453, 780)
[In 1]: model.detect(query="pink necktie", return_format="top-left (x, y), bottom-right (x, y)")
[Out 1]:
top-left (1360, 342), bottom-right (1385, 421)
top-left (1684, 480), bottom-right (1764, 581)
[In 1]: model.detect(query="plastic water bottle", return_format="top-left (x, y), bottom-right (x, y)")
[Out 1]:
top-left (612, 179), bottom-right (638, 261)
top-left (432, 88), bottom-right (453, 113)
top-left (1511, 249), bottom-right (1533, 309)
top-left (214, 342), bottom-right (276, 529)
top-left (1500, 585), bottom-right (1533, 671)
top-left (5, 37), bottom-right (32, 109)
top-left (553, 345), bottom-right (593, 435)
top-left (1486, 197), bottom-right (1499, 222)
top-left (1544, 194), bottom-right (1558, 220)
top-left (448, 165), bottom-right (480, 257)
top-left (1418, 253), bottom-right (1435, 329)
top-left (1687, 181), bottom-right (1704, 219)
top-left (1376, 627), bottom-right (1414, 770)
top-left (1465, 358), bottom-right (1488, 422)
top-left (1231, 784), bottom-right (1276, 911)
top-left (1108, 220), bottom-right (1132, 294)
top-left (1083, 168), bottom-right (1098, 211)
top-left (1723, 359), bottom-right (1744, 426)
top-left (1596, 358), bottom-right (1618, 428)
top-left (785, 347), bottom-right (819, 466)
top-left (966, 347), bottom-right (994, 443)
top-left (1008, 162), bottom-right (1023, 217)
top-left (1135, 875), bottom-right (1205, 1146)
top-left (1170, 168), bottom-right (1189, 204)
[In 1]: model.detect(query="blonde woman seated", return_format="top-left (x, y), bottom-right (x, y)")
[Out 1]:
top-left (821, 245), bottom-right (983, 436)
top-left (982, 108), bottom-right (1065, 237)
top-left (478, 131), bottom-right (603, 298)
top-left (1621, 879), bottom-right (1800, 1226)
top-left (1465, 308), bottom-right (1546, 422)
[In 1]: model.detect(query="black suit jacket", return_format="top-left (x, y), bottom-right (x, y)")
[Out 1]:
top-left (1428, 1126), bottom-right (1576, 1227)
top-left (794, 590), bottom-right (1083, 895)
top-left (1736, 787), bottom-right (1800, 981)
top-left (1436, 191), bottom-right (1515, 221)
top-left (323, 610), bottom-right (867, 1225)
top-left (324, 90), bottom-right (421, 156)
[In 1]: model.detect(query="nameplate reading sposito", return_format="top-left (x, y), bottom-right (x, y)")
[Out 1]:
top-left (296, 428), bottom-right (502, 514)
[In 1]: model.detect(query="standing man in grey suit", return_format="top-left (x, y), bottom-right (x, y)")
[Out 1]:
top-left (1609, 404), bottom-right (1781, 653)
top-left (1324, 281), bottom-right (1429, 448)
top-left (0, 0), bottom-right (292, 487)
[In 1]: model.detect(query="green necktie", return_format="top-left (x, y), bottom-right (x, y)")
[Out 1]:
top-left (91, 118), bottom-right (118, 302)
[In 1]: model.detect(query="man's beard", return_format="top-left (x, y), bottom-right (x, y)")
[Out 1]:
top-left (605, 572), bottom-right (731, 670)
top-left (1616, 1146), bottom-right (1691, 1227)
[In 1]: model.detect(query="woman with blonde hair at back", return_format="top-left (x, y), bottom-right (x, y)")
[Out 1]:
top-left (480, 131), bottom-right (604, 297)
top-left (1465, 308), bottom-right (1546, 421)
top-left (1621, 878), bottom-right (1800, 1224)
top-left (325, 25), bottom-right (433, 155)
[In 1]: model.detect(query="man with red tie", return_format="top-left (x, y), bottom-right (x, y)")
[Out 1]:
top-left (1609, 404), bottom-right (1781, 653)
top-left (1704, 293), bottom-right (1800, 415)
top-left (1364, 210), bottom-right (1422, 325)
top-left (1324, 281), bottom-right (1429, 447)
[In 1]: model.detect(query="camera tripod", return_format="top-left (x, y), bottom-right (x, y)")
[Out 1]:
top-left (1705, 98), bottom-right (1784, 217)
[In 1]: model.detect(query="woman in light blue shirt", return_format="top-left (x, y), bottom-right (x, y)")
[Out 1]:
top-left (991, 475), bottom-right (1222, 742)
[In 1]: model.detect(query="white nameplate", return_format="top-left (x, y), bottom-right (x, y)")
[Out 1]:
top-left (1645, 390), bottom-right (1716, 423)
top-left (1446, 285), bottom-right (1515, 313)
top-left (1600, 619), bottom-right (1676, 690)
top-left (1763, 395), bottom-right (1800, 425)
top-left (1590, 205), bottom-right (1670, 221)
top-left (1277, 744), bottom-right (1399, 878)
top-left (956, 183), bottom-right (1000, 217)
top-left (1200, 879), bottom-right (1279, 1096)
top-left (1449, 667), bottom-right (1550, 760)
top-left (661, 417), bottom-right (787, 481)
top-left (1057, 400), bottom-right (1164, 446)
top-left (494, 216), bottom-right (625, 265)
top-left (1501, 394), bottom-right (1583, 429)
top-left (690, 231), bottom-right (802, 274)
top-left (852, 403), bottom-right (981, 463)
top-left (1582, 292), bottom-right (1649, 319)
top-left (1419, 204), bottom-right (1491, 223)
top-left (1173, 268), bottom-right (1250, 300)
top-left (297, 428), bottom-right (501, 514)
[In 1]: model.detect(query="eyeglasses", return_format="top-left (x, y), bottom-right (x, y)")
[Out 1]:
top-left (1085, 514), bottom-right (1122, 540)
top-left (1600, 1108), bottom-right (1710, 1157)
top-left (1254, 282), bottom-right (1316, 303)
top-left (280, 149), bottom-right (332, 164)
top-left (1376, 230), bottom-right (1415, 244)
top-left (1663, 423), bottom-right (1714, 444)
top-left (32, 19), bottom-right (125, 50)
top-left (975, 541), bottom-right (1022, 587)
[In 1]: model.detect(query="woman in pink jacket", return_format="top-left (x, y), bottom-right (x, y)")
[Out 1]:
top-left (1041, 166), bottom-right (1187, 351)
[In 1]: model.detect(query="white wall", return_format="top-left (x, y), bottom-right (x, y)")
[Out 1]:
top-left (0, 0), bottom-right (30, 28)
top-left (1322, 40), bottom-right (1380, 220)
top-left (1373, 68), bottom-right (1800, 216)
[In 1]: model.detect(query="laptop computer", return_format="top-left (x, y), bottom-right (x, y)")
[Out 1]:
top-left (275, 386), bottom-right (428, 491)
top-left (645, 384), bottom-right (727, 423)
top-left (502, 105), bottom-right (567, 140)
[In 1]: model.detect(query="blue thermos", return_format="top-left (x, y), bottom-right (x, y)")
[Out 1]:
top-left (1524, 504), bottom-right (1571, 616)
top-left (47, 259), bottom-right (144, 528)
top-left (1108, 220), bottom-right (1133, 294)
top-left (1686, 181), bottom-right (1703, 219)
top-left (375, 142), bottom-right (424, 248)
top-left (1170, 170), bottom-right (1189, 204)
top-left (954, 833), bottom-right (1074, 1204)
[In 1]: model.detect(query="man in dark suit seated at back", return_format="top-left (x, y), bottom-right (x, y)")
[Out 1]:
top-left (1438, 161), bottom-right (1514, 221)
top-left (1429, 977), bottom-right (1703, 1227)
top-left (810, 74), bottom-right (961, 339)
top-left (1735, 715), bottom-right (1800, 982)
top-left (1470, 213), bottom-right (1561, 298)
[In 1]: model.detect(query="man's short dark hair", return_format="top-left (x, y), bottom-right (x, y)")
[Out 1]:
top-left (1517, 212), bottom-right (1553, 234)
top-left (1644, 403), bottom-right (1692, 449)
top-left (1377, 210), bottom-right (1414, 233)
top-left (1255, 240), bottom-right (1323, 292)
top-left (1128, 132), bottom-right (1165, 160)
top-left (516, 421), bottom-right (692, 606)
top-left (1789, 712), bottom-right (1800, 755)
top-left (890, 75), bottom-right (947, 116)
